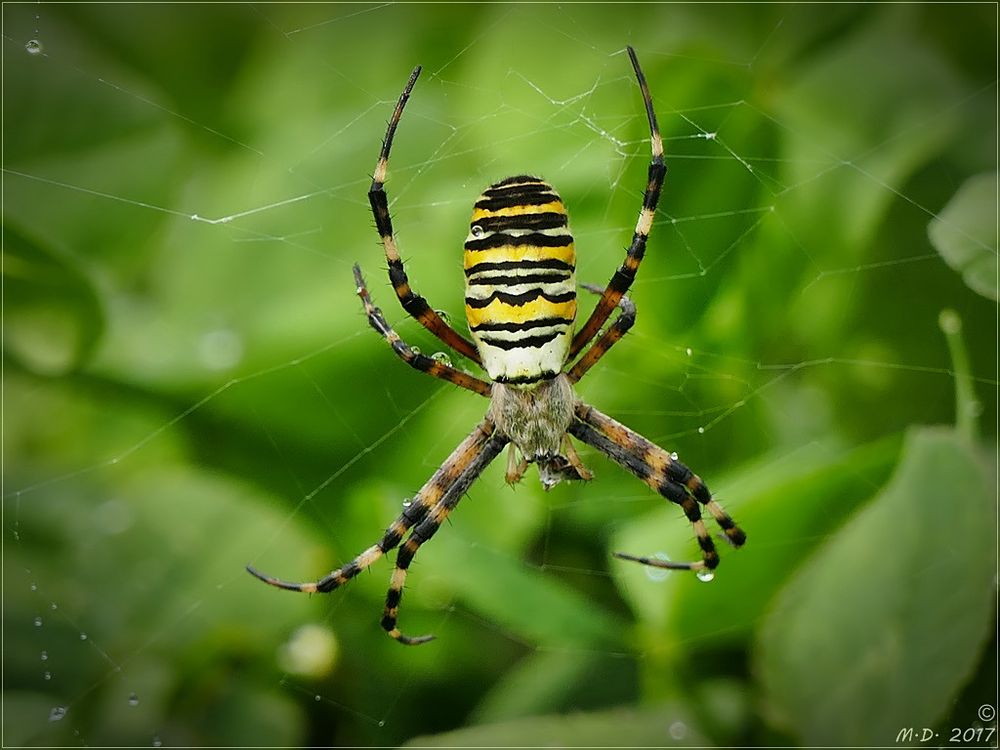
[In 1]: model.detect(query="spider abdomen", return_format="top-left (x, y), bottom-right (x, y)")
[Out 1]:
top-left (465, 176), bottom-right (576, 384)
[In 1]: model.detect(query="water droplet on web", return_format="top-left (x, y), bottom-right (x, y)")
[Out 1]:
top-left (198, 328), bottom-right (244, 372)
top-left (79, 632), bottom-right (88, 641)
top-left (25, 39), bottom-right (43, 55)
top-left (48, 706), bottom-right (67, 722)
top-left (669, 451), bottom-right (678, 461)
top-left (128, 692), bottom-right (140, 707)
top-left (645, 553), bottom-right (672, 582)
top-left (152, 736), bottom-right (162, 747)
top-left (40, 651), bottom-right (48, 661)
top-left (696, 568), bottom-right (715, 583)
top-left (43, 671), bottom-right (52, 680)
top-left (34, 616), bottom-right (42, 627)
top-left (431, 351), bottom-right (452, 367)
top-left (471, 225), bottom-right (484, 238)
top-left (669, 720), bottom-right (687, 739)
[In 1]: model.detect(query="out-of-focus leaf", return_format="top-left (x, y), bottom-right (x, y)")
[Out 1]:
top-left (434, 531), bottom-right (626, 648)
top-left (470, 649), bottom-right (623, 723)
top-left (928, 172), bottom-right (998, 300)
top-left (403, 703), bottom-right (707, 748)
top-left (612, 436), bottom-right (900, 639)
top-left (2, 224), bottom-right (103, 375)
top-left (756, 427), bottom-right (996, 746)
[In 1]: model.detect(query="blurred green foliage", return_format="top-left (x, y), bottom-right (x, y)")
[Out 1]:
top-left (3, 4), bottom-right (996, 747)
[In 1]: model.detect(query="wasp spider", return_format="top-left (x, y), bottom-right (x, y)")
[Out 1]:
top-left (248, 47), bottom-right (746, 645)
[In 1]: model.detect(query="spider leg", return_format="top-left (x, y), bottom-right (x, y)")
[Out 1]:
top-left (368, 66), bottom-right (482, 365)
top-left (247, 420), bottom-right (506, 600)
top-left (381, 424), bottom-right (509, 644)
top-left (568, 402), bottom-right (745, 573)
top-left (569, 46), bottom-right (664, 360)
top-left (354, 265), bottom-right (492, 397)
top-left (566, 283), bottom-right (636, 383)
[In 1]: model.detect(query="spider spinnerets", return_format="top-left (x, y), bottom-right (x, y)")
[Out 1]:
top-left (248, 47), bottom-right (746, 645)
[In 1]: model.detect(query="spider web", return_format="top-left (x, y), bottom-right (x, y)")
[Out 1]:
top-left (3, 3), bottom-right (997, 747)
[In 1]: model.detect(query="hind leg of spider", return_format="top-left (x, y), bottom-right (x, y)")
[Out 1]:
top-left (353, 265), bottom-right (491, 397)
top-left (381, 427), bottom-right (509, 644)
top-left (247, 420), bottom-right (504, 595)
top-left (367, 66), bottom-right (482, 365)
top-left (568, 402), bottom-right (745, 573)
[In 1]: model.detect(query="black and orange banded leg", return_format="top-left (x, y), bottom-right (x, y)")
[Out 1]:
top-left (354, 265), bottom-right (492, 397)
top-left (570, 46), bottom-right (665, 360)
top-left (567, 283), bottom-right (636, 383)
top-left (246, 420), bottom-right (506, 602)
top-left (367, 66), bottom-right (482, 365)
top-left (568, 403), bottom-right (745, 573)
top-left (381, 425), bottom-right (509, 644)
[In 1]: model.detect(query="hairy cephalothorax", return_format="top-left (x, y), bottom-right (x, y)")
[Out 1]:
top-left (248, 47), bottom-right (746, 645)
top-left (488, 375), bottom-right (589, 488)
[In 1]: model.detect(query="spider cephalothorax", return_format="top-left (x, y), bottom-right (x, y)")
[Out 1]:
top-left (248, 47), bottom-right (746, 645)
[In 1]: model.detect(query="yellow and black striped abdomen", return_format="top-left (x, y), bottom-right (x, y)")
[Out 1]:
top-left (464, 176), bottom-right (576, 385)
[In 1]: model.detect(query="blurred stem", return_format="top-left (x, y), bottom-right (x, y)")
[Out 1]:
top-left (938, 309), bottom-right (979, 443)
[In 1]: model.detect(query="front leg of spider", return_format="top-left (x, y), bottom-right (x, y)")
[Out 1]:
top-left (247, 45), bottom-right (745, 646)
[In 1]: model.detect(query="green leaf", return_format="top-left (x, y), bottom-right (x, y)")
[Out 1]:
top-left (435, 531), bottom-right (626, 648)
top-left (403, 703), bottom-right (707, 748)
top-left (928, 172), bottom-right (998, 301)
top-left (756, 427), bottom-right (996, 746)
top-left (612, 436), bottom-right (901, 640)
top-left (2, 224), bottom-right (104, 375)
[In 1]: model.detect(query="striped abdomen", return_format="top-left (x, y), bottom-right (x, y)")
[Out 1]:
top-left (464, 176), bottom-right (576, 385)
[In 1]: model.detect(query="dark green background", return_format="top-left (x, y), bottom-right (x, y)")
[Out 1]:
top-left (4, 3), bottom-right (997, 747)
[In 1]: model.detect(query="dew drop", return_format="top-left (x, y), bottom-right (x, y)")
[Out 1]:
top-left (669, 451), bottom-right (679, 461)
top-left (669, 720), bottom-right (688, 739)
top-left (402, 498), bottom-right (412, 508)
top-left (30, 582), bottom-right (37, 591)
top-left (34, 616), bottom-right (42, 627)
top-left (25, 39), bottom-right (43, 55)
top-left (696, 568), bottom-right (715, 583)
top-left (431, 351), bottom-right (452, 367)
top-left (79, 632), bottom-right (88, 641)
top-left (43, 671), bottom-right (52, 680)
top-left (314, 694), bottom-right (322, 702)
top-left (471, 225), bottom-right (484, 238)
top-left (152, 736), bottom-right (162, 747)
top-left (40, 650), bottom-right (48, 661)
top-left (434, 308), bottom-right (451, 324)
top-left (48, 706), bottom-right (67, 722)
top-left (50, 602), bottom-right (58, 610)
top-left (685, 347), bottom-right (693, 356)
top-left (378, 719), bottom-right (386, 727)
top-left (411, 346), bottom-right (421, 355)
top-left (128, 692), bottom-right (140, 707)
top-left (645, 553), bottom-right (672, 583)
top-left (697, 426), bottom-right (705, 434)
